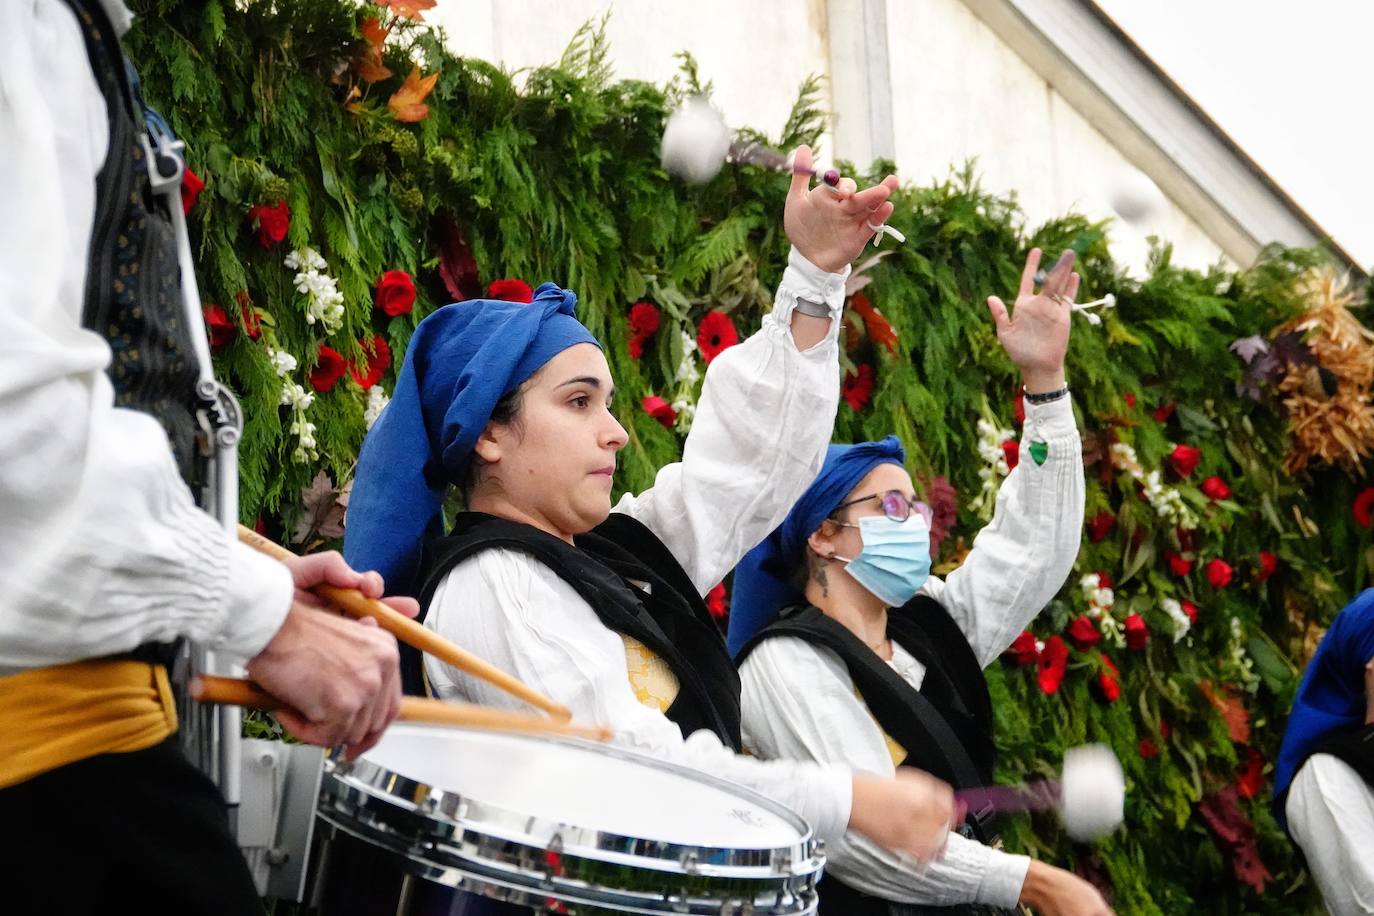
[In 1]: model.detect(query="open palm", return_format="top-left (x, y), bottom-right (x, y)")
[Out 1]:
top-left (986, 248), bottom-right (1079, 387)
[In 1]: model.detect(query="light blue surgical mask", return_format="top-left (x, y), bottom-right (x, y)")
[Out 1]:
top-left (833, 513), bottom-right (932, 608)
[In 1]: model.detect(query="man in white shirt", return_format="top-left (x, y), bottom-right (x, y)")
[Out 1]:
top-left (0, 2), bottom-right (410, 910)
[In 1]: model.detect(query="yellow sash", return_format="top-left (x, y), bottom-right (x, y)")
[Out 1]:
top-left (622, 635), bottom-right (680, 713)
top-left (0, 659), bottom-right (178, 789)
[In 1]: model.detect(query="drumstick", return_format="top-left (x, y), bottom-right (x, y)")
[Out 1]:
top-left (237, 524), bottom-right (572, 722)
top-left (192, 675), bottom-right (611, 742)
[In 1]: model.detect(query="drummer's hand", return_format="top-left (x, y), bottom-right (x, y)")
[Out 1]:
top-left (283, 550), bottom-right (420, 619)
top-left (784, 145), bottom-right (898, 274)
top-left (247, 601), bottom-right (403, 758)
top-left (849, 769), bottom-right (956, 862)
top-left (1018, 860), bottom-right (1115, 916)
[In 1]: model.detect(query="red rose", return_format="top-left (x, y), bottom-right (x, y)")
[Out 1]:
top-left (641, 395), bottom-right (677, 429)
top-left (843, 364), bottom-right (875, 412)
top-left (1139, 737), bottom-right (1159, 759)
top-left (1167, 551), bottom-right (1193, 577)
top-left (1168, 444), bottom-right (1201, 478)
top-left (203, 303), bottom-right (235, 351)
top-left (627, 302), bottom-right (662, 360)
top-left (1095, 655), bottom-right (1121, 704)
top-left (1206, 558), bottom-right (1234, 589)
top-left (1124, 614), bottom-right (1149, 651)
top-left (375, 270), bottom-right (417, 317)
top-left (1236, 748), bottom-right (1264, 800)
top-left (487, 279), bottom-right (534, 303)
top-left (1181, 600), bottom-right (1198, 624)
top-left (1124, 392), bottom-right (1137, 408)
top-left (629, 301), bottom-right (661, 336)
top-left (1013, 387), bottom-right (1026, 426)
top-left (181, 167), bottom-right (205, 215)
top-left (1037, 636), bottom-right (1069, 694)
top-left (1095, 570), bottom-right (1114, 590)
top-left (309, 344), bottom-right (348, 392)
top-left (1160, 720), bottom-right (1172, 739)
top-left (706, 582), bottom-right (728, 619)
top-left (1256, 550), bottom-right (1278, 582)
top-left (1201, 475), bottom-right (1231, 501)
top-left (1355, 486), bottom-right (1374, 528)
top-left (1067, 615), bottom-right (1101, 651)
top-left (1005, 630), bottom-right (1039, 667)
top-left (239, 304), bottom-right (262, 340)
top-left (696, 310), bottom-right (738, 363)
top-left (247, 200), bottom-right (290, 248)
top-left (349, 334), bottom-right (392, 390)
top-left (1154, 402), bottom-right (1176, 423)
top-left (1001, 439), bottom-right (1020, 471)
top-left (1087, 510), bottom-right (1116, 544)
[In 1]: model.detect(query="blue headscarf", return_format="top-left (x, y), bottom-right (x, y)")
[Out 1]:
top-left (727, 436), bottom-right (906, 655)
top-left (1273, 588), bottom-right (1374, 831)
top-left (344, 283), bottom-right (599, 596)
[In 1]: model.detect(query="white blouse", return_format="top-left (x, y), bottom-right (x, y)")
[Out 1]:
top-left (1286, 752), bottom-right (1374, 915)
top-left (738, 395), bottom-right (1084, 908)
top-left (425, 249), bottom-right (856, 844)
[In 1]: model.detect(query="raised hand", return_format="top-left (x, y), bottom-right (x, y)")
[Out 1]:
top-left (784, 145), bottom-right (898, 274)
top-left (986, 248), bottom-right (1079, 393)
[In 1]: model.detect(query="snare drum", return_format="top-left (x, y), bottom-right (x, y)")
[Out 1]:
top-left (305, 723), bottom-right (824, 914)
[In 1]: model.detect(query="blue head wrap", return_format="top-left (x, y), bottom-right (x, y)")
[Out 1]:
top-left (727, 436), bottom-right (906, 655)
top-left (343, 283), bottom-right (599, 596)
top-left (1273, 589), bottom-right (1374, 831)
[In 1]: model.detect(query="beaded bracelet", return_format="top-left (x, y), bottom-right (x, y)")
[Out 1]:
top-left (1024, 385), bottom-right (1069, 405)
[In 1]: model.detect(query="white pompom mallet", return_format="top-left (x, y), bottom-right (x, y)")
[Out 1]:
top-left (659, 96), bottom-right (842, 189)
top-left (660, 97), bottom-right (733, 185)
top-left (953, 743), bottom-right (1125, 842)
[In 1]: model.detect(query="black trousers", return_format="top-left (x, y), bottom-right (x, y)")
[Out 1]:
top-left (0, 737), bottom-right (263, 915)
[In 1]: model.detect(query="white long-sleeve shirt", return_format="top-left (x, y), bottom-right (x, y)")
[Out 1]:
top-left (424, 250), bottom-right (856, 844)
top-left (1286, 753), bottom-right (1374, 915)
top-left (739, 395), bottom-right (1084, 908)
top-left (0, 0), bottom-right (292, 675)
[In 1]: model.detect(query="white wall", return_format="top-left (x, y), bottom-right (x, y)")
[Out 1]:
top-left (431, 0), bottom-right (1229, 276)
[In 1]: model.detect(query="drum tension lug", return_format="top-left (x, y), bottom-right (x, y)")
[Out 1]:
top-left (679, 850), bottom-right (700, 875)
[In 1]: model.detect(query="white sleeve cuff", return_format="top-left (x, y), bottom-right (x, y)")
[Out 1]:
top-left (977, 849), bottom-right (1032, 908)
top-left (213, 538), bottom-right (293, 659)
top-left (775, 246), bottom-right (850, 320)
top-left (1022, 393), bottom-right (1077, 439)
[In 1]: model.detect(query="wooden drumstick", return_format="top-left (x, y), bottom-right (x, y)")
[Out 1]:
top-left (192, 674), bottom-right (611, 742)
top-left (237, 524), bottom-right (572, 722)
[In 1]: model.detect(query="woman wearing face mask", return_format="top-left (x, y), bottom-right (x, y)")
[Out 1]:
top-left (728, 251), bottom-right (1112, 916)
top-left (343, 148), bottom-right (957, 890)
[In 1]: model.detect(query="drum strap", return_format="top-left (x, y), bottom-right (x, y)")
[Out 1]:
top-left (0, 659), bottom-right (177, 789)
top-left (416, 511), bottom-right (743, 749)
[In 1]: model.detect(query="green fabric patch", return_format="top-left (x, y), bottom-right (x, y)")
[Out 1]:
top-left (1030, 440), bottom-right (1049, 466)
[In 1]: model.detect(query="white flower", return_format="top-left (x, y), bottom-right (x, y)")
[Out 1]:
top-left (1080, 573), bottom-right (1102, 591)
top-left (1034, 639), bottom-right (1046, 655)
top-left (280, 381), bottom-right (314, 410)
top-left (1162, 598), bottom-right (1191, 642)
top-left (364, 386), bottom-right (390, 429)
top-left (268, 348), bottom-right (298, 377)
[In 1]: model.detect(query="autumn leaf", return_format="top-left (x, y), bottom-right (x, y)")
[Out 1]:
top-left (1199, 680), bottom-right (1251, 744)
top-left (294, 470), bottom-right (346, 545)
top-left (388, 65), bottom-right (439, 123)
top-left (848, 292), bottom-right (899, 354)
top-left (355, 16), bottom-right (392, 83)
top-left (376, 0), bottom-right (436, 22)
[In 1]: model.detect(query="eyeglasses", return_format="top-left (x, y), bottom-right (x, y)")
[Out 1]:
top-left (830, 490), bottom-right (933, 525)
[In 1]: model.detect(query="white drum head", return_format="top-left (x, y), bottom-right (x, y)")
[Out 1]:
top-left (358, 723), bottom-right (801, 849)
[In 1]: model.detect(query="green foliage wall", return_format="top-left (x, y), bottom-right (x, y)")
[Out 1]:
top-left (126, 2), bottom-right (1370, 911)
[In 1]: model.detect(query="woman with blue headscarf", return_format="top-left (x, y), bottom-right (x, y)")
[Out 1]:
top-left (1275, 591), bottom-right (1374, 915)
top-left (344, 148), bottom-right (960, 878)
top-left (730, 251), bottom-right (1109, 915)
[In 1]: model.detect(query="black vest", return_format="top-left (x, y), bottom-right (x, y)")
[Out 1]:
top-left (1313, 723), bottom-right (1374, 790)
top-left (415, 512), bottom-right (743, 750)
top-left (738, 597), bottom-right (1011, 916)
top-left (68, 0), bottom-right (206, 490)
top-left (68, 0), bottom-right (208, 669)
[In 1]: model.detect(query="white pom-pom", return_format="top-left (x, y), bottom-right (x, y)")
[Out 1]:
top-left (1059, 744), bottom-right (1125, 841)
top-left (1108, 168), bottom-right (1165, 225)
top-left (660, 97), bottom-right (731, 185)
